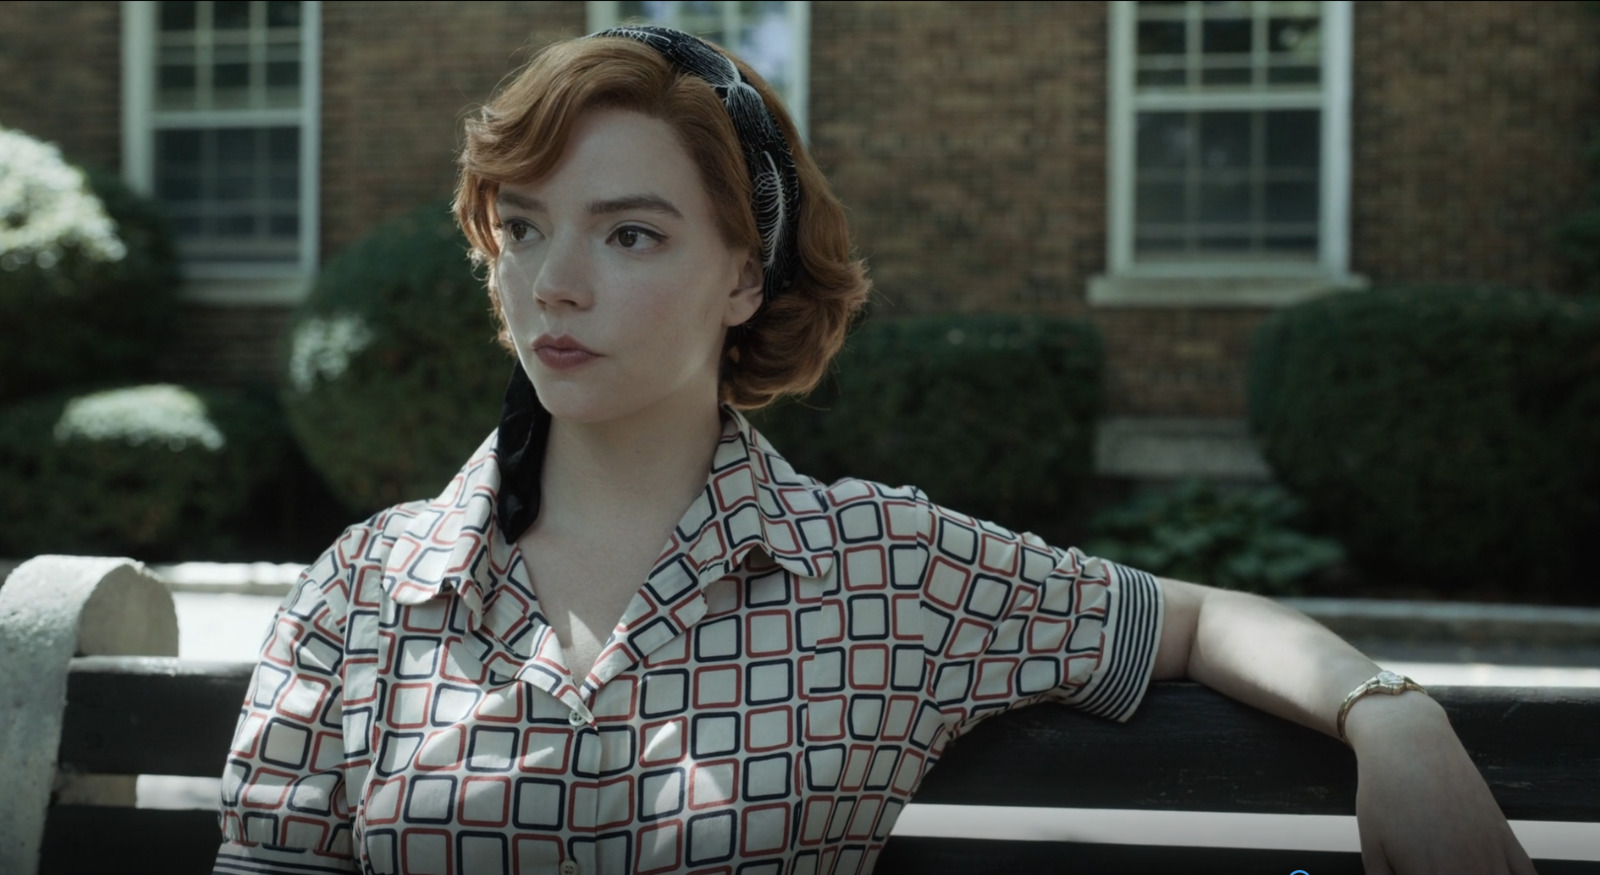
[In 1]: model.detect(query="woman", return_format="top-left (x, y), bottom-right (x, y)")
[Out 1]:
top-left (215, 26), bottom-right (1535, 875)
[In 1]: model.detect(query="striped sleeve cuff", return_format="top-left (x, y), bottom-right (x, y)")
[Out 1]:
top-left (213, 841), bottom-right (358, 875)
top-left (1071, 560), bottom-right (1165, 723)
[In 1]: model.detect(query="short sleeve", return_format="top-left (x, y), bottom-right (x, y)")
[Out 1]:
top-left (910, 492), bottom-right (1165, 738)
top-left (214, 523), bottom-right (372, 873)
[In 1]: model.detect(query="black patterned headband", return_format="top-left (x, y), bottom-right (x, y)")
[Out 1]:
top-left (592, 25), bottom-right (801, 302)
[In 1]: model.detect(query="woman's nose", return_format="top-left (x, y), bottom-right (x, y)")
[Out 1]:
top-left (531, 234), bottom-right (592, 310)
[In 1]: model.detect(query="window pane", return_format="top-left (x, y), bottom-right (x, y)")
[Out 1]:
top-left (1201, 18), bottom-right (1252, 55)
top-left (153, 126), bottom-right (300, 263)
top-left (1200, 66), bottom-right (1252, 86)
top-left (160, 1), bottom-right (197, 31)
top-left (1265, 110), bottom-right (1319, 169)
top-left (1138, 19), bottom-right (1186, 57)
top-left (1267, 64), bottom-right (1320, 85)
top-left (154, 2), bottom-right (304, 112)
top-left (1269, 16), bottom-right (1321, 55)
top-left (266, 60), bottom-right (300, 89)
top-left (155, 130), bottom-right (202, 202)
top-left (1136, 112), bottom-right (1191, 170)
top-left (1265, 181), bottom-right (1318, 223)
top-left (214, 1), bottom-right (251, 29)
top-left (1137, 181), bottom-right (1186, 224)
top-left (1136, 0), bottom-right (1325, 94)
top-left (1137, 68), bottom-right (1187, 87)
top-left (1198, 112), bottom-right (1251, 170)
top-left (1198, 180), bottom-right (1250, 223)
top-left (266, 0), bottom-right (301, 27)
top-left (1133, 109), bottom-right (1321, 260)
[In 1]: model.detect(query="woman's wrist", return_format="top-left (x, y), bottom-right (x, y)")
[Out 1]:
top-left (1341, 687), bottom-right (1453, 753)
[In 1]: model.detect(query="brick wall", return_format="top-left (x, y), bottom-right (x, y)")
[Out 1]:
top-left (1350, 1), bottom-right (1600, 293)
top-left (317, 1), bottom-right (585, 259)
top-left (811, 1), bottom-right (1108, 316)
top-left (0, 1), bottom-right (122, 170)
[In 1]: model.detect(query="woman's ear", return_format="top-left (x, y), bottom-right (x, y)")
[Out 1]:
top-left (725, 250), bottom-right (765, 327)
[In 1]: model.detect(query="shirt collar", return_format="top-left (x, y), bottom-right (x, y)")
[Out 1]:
top-left (380, 405), bottom-right (837, 611)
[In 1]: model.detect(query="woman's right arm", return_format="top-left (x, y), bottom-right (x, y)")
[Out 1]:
top-left (212, 523), bottom-right (376, 874)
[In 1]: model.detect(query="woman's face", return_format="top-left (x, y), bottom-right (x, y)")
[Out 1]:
top-left (492, 108), bottom-right (762, 425)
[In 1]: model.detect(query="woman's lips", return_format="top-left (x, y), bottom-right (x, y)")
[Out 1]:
top-left (533, 336), bottom-right (599, 370)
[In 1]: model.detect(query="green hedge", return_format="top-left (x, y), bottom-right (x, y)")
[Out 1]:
top-left (0, 168), bottom-right (180, 404)
top-left (280, 203), bottom-right (507, 514)
top-left (1248, 286), bottom-right (1600, 596)
top-left (751, 313), bottom-right (1103, 533)
top-left (0, 385), bottom-right (290, 560)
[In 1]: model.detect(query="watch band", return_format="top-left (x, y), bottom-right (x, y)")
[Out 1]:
top-left (1336, 669), bottom-right (1428, 746)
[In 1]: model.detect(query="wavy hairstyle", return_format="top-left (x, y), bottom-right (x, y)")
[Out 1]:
top-left (454, 35), bottom-right (870, 409)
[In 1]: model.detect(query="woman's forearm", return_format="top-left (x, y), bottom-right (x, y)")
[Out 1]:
top-left (1169, 579), bottom-right (1454, 750)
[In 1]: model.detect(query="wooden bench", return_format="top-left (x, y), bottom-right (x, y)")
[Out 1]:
top-left (7, 557), bottom-right (1599, 875)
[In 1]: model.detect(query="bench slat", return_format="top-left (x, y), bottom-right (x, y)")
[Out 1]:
top-left (875, 684), bottom-right (1600, 821)
top-left (41, 806), bottom-right (221, 875)
top-left (872, 836), bottom-right (1600, 875)
top-left (58, 658), bottom-right (1600, 822)
top-left (60, 656), bottom-right (253, 777)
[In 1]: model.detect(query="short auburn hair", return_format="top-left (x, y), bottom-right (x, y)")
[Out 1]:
top-left (454, 35), bottom-right (870, 409)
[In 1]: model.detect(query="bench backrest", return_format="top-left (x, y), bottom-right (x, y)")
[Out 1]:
top-left (41, 655), bottom-right (1600, 875)
top-left (8, 556), bottom-right (1599, 875)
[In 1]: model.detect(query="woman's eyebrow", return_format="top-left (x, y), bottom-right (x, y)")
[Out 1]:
top-left (495, 191), bottom-right (542, 213)
top-left (589, 194), bottom-right (684, 219)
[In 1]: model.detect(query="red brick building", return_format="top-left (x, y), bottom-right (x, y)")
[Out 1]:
top-left (3, 1), bottom-right (1597, 479)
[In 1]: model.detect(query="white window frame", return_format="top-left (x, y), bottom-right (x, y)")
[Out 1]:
top-left (121, 0), bottom-right (322, 305)
top-left (586, 0), bottom-right (810, 140)
top-left (1091, 0), bottom-right (1364, 308)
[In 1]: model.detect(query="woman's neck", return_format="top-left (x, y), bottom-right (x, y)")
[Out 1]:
top-left (536, 397), bottom-right (724, 537)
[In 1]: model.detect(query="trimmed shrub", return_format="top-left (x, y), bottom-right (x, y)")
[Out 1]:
top-left (1083, 480), bottom-right (1345, 596)
top-left (0, 127), bottom-right (180, 403)
top-left (1248, 286), bottom-right (1600, 596)
top-left (0, 384), bottom-right (291, 561)
top-left (1559, 127), bottom-right (1600, 296)
top-left (280, 203), bottom-right (507, 514)
top-left (751, 313), bottom-right (1103, 533)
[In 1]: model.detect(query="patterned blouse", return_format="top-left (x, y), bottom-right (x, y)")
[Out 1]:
top-left (213, 408), bottom-right (1166, 875)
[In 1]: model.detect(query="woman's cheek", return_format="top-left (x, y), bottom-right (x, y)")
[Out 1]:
top-left (495, 259), bottom-right (537, 342)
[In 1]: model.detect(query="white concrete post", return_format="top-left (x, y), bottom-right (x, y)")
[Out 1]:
top-left (0, 556), bottom-right (178, 875)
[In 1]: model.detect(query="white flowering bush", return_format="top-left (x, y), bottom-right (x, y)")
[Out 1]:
top-left (53, 384), bottom-right (227, 452)
top-left (287, 314), bottom-right (376, 393)
top-left (0, 126), bottom-right (127, 272)
top-left (0, 128), bottom-right (179, 403)
top-left (0, 385), bottom-right (289, 560)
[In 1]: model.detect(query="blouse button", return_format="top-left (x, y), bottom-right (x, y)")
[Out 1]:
top-left (560, 861), bottom-right (579, 875)
top-left (567, 709), bottom-right (586, 727)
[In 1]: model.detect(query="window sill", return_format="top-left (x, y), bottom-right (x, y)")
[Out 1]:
top-left (1087, 271), bottom-right (1369, 308)
top-left (178, 274), bottom-right (313, 306)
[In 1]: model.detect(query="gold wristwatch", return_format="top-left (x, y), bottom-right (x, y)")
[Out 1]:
top-left (1336, 669), bottom-right (1428, 746)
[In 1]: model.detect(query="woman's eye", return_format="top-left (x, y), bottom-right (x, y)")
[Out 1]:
top-left (611, 225), bottom-right (663, 250)
top-left (500, 218), bottom-right (536, 243)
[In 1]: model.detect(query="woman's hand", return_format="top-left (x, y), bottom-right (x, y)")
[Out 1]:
top-left (1346, 695), bottom-right (1538, 875)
